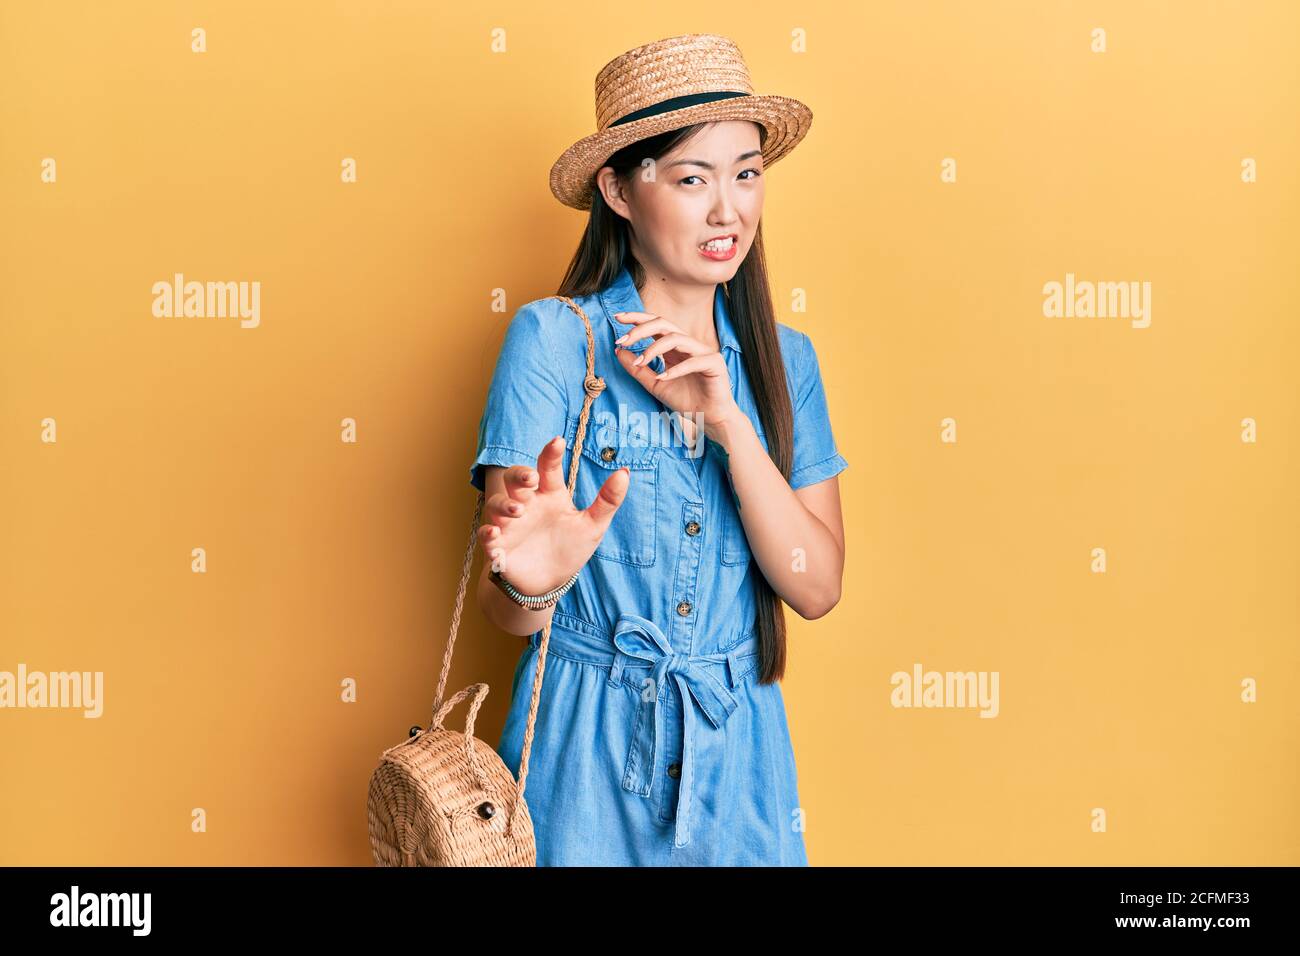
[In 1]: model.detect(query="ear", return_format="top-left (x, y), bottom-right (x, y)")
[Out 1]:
top-left (594, 166), bottom-right (631, 220)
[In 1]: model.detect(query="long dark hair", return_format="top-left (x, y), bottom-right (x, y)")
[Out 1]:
top-left (556, 123), bottom-right (794, 684)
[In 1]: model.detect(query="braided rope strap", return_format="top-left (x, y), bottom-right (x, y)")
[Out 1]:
top-left (431, 294), bottom-right (606, 837)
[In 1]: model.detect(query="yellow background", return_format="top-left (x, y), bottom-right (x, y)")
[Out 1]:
top-left (2, 1), bottom-right (1296, 865)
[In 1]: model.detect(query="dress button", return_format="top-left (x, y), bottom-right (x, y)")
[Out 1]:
top-left (600, 446), bottom-right (617, 462)
top-left (676, 601), bottom-right (692, 616)
top-left (667, 762), bottom-right (681, 779)
top-left (684, 520), bottom-right (701, 536)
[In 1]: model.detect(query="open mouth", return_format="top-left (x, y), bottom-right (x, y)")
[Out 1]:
top-left (699, 235), bottom-right (737, 253)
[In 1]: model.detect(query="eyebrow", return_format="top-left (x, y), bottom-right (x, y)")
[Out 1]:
top-left (664, 150), bottom-right (763, 171)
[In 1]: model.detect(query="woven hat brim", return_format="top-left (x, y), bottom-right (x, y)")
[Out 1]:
top-left (549, 94), bottom-right (812, 211)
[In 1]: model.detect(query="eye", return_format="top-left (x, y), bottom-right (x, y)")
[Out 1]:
top-left (739, 168), bottom-right (762, 180)
top-left (678, 175), bottom-right (704, 186)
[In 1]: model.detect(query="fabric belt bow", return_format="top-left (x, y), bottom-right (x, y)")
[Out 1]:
top-left (611, 612), bottom-right (743, 849)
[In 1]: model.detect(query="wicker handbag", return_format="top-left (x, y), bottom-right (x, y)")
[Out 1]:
top-left (367, 295), bottom-right (608, 866)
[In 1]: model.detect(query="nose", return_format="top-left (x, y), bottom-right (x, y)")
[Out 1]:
top-left (709, 182), bottom-right (740, 226)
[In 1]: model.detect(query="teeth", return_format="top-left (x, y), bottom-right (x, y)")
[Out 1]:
top-left (701, 236), bottom-right (735, 252)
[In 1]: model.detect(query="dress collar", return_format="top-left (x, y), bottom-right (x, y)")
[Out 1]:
top-left (596, 263), bottom-right (742, 355)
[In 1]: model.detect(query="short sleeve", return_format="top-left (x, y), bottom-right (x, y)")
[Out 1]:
top-left (788, 331), bottom-right (848, 490)
top-left (468, 302), bottom-right (571, 492)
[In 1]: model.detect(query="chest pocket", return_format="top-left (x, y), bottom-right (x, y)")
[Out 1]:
top-left (718, 425), bottom-right (767, 566)
top-left (571, 415), bottom-right (661, 568)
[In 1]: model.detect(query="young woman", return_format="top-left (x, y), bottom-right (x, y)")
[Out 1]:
top-left (467, 34), bottom-right (847, 865)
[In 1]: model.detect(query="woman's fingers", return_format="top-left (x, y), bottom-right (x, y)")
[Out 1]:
top-left (616, 346), bottom-right (657, 389)
top-left (485, 490), bottom-right (526, 525)
top-left (613, 315), bottom-right (681, 344)
top-left (535, 436), bottom-right (567, 495)
top-left (653, 354), bottom-right (719, 382)
top-left (582, 466), bottom-right (630, 531)
top-left (477, 523), bottom-right (506, 571)
top-left (478, 440), bottom-right (567, 573)
top-left (612, 310), bottom-right (674, 327)
top-left (502, 464), bottom-right (539, 503)
top-left (635, 331), bottom-right (707, 367)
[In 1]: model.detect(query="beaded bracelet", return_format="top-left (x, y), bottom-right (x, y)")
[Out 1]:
top-left (488, 567), bottom-right (580, 610)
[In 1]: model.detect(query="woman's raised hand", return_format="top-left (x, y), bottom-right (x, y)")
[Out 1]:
top-left (613, 310), bottom-right (739, 431)
top-left (477, 436), bottom-right (630, 595)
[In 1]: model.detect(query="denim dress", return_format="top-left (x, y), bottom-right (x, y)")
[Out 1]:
top-left (468, 263), bottom-right (847, 865)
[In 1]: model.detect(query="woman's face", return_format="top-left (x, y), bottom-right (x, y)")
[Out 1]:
top-left (599, 120), bottom-right (765, 286)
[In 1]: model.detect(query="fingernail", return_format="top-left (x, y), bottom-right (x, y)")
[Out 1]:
top-left (614, 333), bottom-right (627, 344)
top-left (633, 355), bottom-right (643, 366)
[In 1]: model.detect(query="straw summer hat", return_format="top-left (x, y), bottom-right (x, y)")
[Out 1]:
top-left (549, 33), bottom-right (813, 210)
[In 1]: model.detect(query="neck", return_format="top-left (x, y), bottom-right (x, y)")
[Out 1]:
top-left (634, 264), bottom-right (719, 351)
